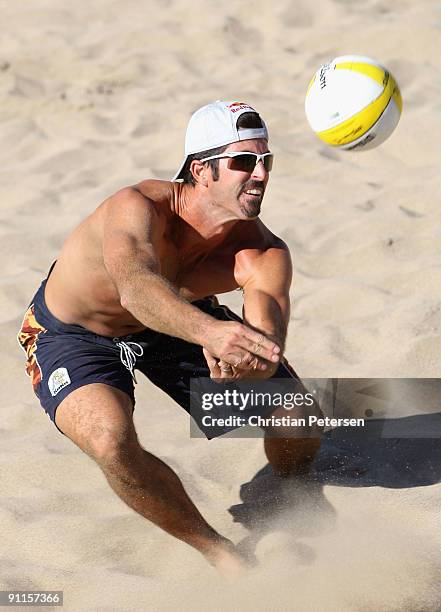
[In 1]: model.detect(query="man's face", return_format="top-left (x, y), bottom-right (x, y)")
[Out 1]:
top-left (208, 138), bottom-right (271, 220)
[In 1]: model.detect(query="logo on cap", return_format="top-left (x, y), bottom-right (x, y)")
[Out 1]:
top-left (228, 101), bottom-right (255, 114)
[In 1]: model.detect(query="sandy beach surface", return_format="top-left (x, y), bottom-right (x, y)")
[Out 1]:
top-left (1, 1), bottom-right (441, 610)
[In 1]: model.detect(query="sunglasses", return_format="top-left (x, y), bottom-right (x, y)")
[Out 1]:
top-left (199, 151), bottom-right (274, 173)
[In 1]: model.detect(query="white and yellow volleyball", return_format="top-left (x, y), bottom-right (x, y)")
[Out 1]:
top-left (305, 55), bottom-right (402, 151)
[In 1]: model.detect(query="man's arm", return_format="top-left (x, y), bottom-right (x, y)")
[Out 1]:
top-left (239, 244), bottom-right (292, 351)
top-left (102, 187), bottom-right (280, 369)
top-left (102, 187), bottom-right (209, 342)
top-left (224, 242), bottom-right (293, 380)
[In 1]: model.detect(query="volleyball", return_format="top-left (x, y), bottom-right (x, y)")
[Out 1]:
top-left (305, 55), bottom-right (402, 151)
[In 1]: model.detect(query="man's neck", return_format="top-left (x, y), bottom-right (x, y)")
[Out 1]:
top-left (172, 182), bottom-right (241, 250)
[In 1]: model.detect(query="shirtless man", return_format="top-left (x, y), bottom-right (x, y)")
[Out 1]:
top-left (18, 100), bottom-right (321, 575)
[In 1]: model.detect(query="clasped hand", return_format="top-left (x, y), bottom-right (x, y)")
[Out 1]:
top-left (202, 320), bottom-right (281, 382)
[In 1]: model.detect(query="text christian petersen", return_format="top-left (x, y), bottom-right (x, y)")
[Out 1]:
top-left (200, 389), bottom-right (365, 429)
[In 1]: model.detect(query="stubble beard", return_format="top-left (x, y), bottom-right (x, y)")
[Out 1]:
top-left (239, 197), bottom-right (262, 218)
top-left (238, 179), bottom-right (265, 218)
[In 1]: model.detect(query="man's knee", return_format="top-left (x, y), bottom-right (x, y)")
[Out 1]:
top-left (88, 426), bottom-right (141, 471)
top-left (262, 397), bottom-right (324, 439)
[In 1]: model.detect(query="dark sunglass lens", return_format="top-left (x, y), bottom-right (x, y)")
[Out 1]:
top-left (264, 155), bottom-right (273, 172)
top-left (230, 154), bottom-right (256, 172)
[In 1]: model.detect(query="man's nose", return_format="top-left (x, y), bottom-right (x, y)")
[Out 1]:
top-left (251, 160), bottom-right (268, 180)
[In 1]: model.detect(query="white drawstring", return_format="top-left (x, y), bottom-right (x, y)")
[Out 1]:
top-left (115, 341), bottom-right (144, 383)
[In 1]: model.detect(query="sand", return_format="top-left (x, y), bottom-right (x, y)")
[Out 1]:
top-left (1, 0), bottom-right (441, 610)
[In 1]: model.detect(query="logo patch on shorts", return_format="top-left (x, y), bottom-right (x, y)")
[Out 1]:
top-left (48, 367), bottom-right (71, 396)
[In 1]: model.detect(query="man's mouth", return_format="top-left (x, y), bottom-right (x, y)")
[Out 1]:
top-left (243, 188), bottom-right (263, 197)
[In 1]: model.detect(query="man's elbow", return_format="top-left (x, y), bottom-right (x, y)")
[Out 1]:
top-left (119, 292), bottom-right (132, 312)
top-left (117, 282), bottom-right (135, 311)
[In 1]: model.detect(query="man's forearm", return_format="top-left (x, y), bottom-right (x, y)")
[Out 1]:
top-left (119, 270), bottom-right (214, 344)
top-left (242, 293), bottom-right (289, 353)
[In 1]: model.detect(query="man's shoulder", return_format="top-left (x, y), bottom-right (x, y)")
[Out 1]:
top-left (132, 178), bottom-right (175, 201)
top-left (100, 180), bottom-right (177, 221)
top-left (110, 179), bottom-right (175, 208)
top-left (232, 220), bottom-right (291, 287)
top-left (231, 218), bottom-right (289, 254)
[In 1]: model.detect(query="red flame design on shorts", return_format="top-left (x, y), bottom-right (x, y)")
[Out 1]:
top-left (17, 304), bottom-right (46, 390)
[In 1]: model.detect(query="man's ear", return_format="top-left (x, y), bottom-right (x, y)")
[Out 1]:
top-left (190, 160), bottom-right (209, 186)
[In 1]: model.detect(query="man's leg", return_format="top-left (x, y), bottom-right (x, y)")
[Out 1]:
top-left (55, 383), bottom-right (246, 574)
top-left (262, 403), bottom-right (323, 477)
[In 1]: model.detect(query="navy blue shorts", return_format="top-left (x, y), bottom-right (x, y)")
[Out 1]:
top-left (18, 276), bottom-right (299, 438)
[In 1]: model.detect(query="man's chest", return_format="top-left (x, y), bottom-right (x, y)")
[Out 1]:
top-left (158, 246), bottom-right (239, 300)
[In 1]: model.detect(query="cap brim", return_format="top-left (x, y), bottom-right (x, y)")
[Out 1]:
top-left (172, 156), bottom-right (188, 182)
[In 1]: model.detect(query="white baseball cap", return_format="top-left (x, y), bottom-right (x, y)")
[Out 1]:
top-left (173, 100), bottom-right (269, 181)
